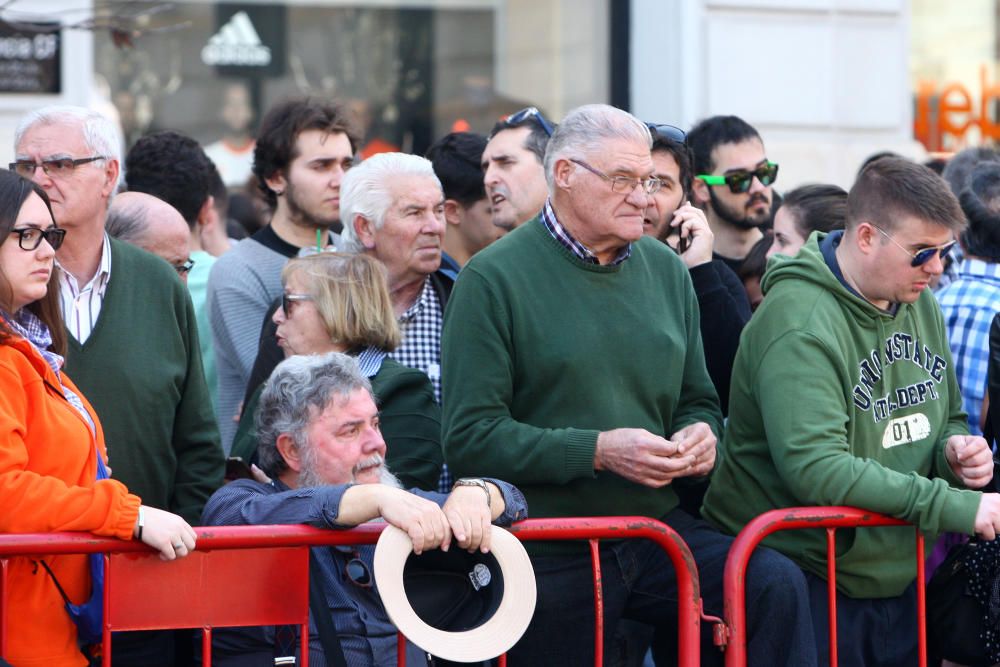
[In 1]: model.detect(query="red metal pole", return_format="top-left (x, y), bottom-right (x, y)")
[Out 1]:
top-left (915, 530), bottom-right (926, 667)
top-left (203, 627), bottom-right (212, 667)
top-left (397, 631), bottom-right (406, 666)
top-left (722, 507), bottom-right (916, 667)
top-left (826, 529), bottom-right (837, 667)
top-left (102, 553), bottom-right (112, 667)
top-left (589, 539), bottom-right (604, 667)
top-left (0, 559), bottom-right (7, 659)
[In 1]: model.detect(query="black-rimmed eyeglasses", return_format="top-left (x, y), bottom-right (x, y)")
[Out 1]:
top-left (570, 158), bottom-right (662, 195)
top-left (173, 258), bottom-right (195, 275)
top-left (502, 107), bottom-right (555, 137)
top-left (9, 226), bottom-right (65, 251)
top-left (9, 156), bottom-right (106, 179)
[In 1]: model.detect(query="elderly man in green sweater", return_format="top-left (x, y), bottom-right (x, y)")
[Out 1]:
top-left (702, 157), bottom-right (1000, 666)
top-left (441, 104), bottom-right (814, 666)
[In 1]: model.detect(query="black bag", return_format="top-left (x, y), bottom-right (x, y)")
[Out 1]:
top-left (927, 537), bottom-right (1000, 666)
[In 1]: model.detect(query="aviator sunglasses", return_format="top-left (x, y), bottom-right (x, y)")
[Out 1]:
top-left (697, 161), bottom-right (779, 194)
top-left (502, 106), bottom-right (555, 137)
top-left (871, 225), bottom-right (956, 267)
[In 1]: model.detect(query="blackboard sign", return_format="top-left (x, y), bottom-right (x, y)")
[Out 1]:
top-left (0, 21), bottom-right (60, 94)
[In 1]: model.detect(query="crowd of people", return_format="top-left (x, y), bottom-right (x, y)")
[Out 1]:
top-left (2, 93), bottom-right (1000, 667)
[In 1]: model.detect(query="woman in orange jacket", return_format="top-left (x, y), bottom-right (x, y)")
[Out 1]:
top-left (0, 171), bottom-right (197, 666)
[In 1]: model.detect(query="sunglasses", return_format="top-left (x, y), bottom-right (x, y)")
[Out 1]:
top-left (9, 226), bottom-right (65, 251)
top-left (338, 548), bottom-right (373, 589)
top-left (697, 161), bottom-right (778, 194)
top-left (645, 123), bottom-right (687, 144)
top-left (10, 156), bottom-right (106, 179)
top-left (281, 293), bottom-right (313, 314)
top-left (502, 106), bottom-right (555, 137)
top-left (871, 225), bottom-right (957, 267)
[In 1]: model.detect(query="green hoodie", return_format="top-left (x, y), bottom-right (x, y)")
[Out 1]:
top-left (702, 232), bottom-right (981, 598)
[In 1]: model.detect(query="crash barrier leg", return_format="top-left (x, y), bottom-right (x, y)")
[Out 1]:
top-left (719, 506), bottom-right (925, 667)
top-left (509, 517), bottom-right (709, 667)
top-left (0, 516), bottom-right (704, 667)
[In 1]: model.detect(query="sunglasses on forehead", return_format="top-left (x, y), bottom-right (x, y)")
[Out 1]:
top-left (502, 107), bottom-right (555, 137)
top-left (697, 161), bottom-right (779, 194)
top-left (645, 123), bottom-right (687, 144)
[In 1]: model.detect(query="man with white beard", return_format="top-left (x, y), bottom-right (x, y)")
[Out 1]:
top-left (201, 352), bottom-right (527, 666)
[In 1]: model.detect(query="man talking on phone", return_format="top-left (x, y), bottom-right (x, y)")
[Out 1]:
top-left (643, 122), bottom-right (750, 417)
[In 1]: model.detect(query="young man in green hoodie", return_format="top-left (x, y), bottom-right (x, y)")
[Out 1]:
top-left (703, 156), bottom-right (1000, 665)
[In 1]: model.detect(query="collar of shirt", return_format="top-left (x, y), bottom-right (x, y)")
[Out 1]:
top-left (539, 199), bottom-right (631, 266)
top-left (398, 277), bottom-right (433, 324)
top-left (57, 233), bottom-right (112, 297)
top-left (355, 346), bottom-right (388, 377)
top-left (957, 257), bottom-right (1000, 282)
top-left (3, 308), bottom-right (63, 375)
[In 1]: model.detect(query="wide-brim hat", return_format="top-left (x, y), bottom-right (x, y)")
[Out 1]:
top-left (374, 524), bottom-right (537, 663)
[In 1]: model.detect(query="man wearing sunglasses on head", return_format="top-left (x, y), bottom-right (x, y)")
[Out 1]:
top-left (202, 352), bottom-right (527, 666)
top-left (481, 106), bottom-right (554, 232)
top-left (643, 123), bottom-right (751, 419)
top-left (704, 157), bottom-right (1000, 666)
top-left (688, 115), bottom-right (777, 275)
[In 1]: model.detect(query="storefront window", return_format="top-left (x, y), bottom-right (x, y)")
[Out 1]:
top-left (94, 0), bottom-right (610, 188)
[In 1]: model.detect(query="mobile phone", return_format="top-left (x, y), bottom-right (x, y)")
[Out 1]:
top-left (666, 226), bottom-right (690, 255)
top-left (225, 457), bottom-right (254, 481)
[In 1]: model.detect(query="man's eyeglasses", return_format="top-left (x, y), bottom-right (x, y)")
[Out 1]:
top-left (645, 123), bottom-right (687, 144)
top-left (9, 156), bottom-right (106, 179)
top-left (570, 158), bottom-right (662, 195)
top-left (871, 224), bottom-right (957, 267)
top-left (9, 226), bottom-right (65, 251)
top-left (338, 548), bottom-right (373, 588)
top-left (696, 161), bottom-right (778, 194)
top-left (502, 106), bottom-right (555, 137)
top-left (281, 293), bottom-right (313, 314)
top-left (173, 258), bottom-right (195, 275)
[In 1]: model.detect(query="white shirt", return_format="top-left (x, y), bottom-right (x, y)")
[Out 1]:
top-left (58, 234), bottom-right (112, 344)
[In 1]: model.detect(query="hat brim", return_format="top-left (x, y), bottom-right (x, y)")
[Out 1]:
top-left (374, 524), bottom-right (537, 662)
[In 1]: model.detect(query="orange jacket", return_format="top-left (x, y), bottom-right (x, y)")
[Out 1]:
top-left (0, 335), bottom-right (140, 666)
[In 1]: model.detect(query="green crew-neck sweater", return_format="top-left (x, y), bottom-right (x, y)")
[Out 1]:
top-left (441, 218), bottom-right (722, 529)
top-left (64, 238), bottom-right (223, 524)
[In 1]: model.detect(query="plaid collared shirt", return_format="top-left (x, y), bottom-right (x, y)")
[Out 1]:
top-left (58, 233), bottom-right (112, 344)
top-left (390, 277), bottom-right (443, 403)
top-left (937, 258), bottom-right (1000, 434)
top-left (539, 199), bottom-right (631, 266)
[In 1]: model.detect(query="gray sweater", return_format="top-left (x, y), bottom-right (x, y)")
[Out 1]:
top-left (207, 236), bottom-right (289, 452)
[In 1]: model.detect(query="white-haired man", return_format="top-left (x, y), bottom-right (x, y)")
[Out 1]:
top-left (13, 105), bottom-right (223, 666)
top-left (202, 352), bottom-right (527, 666)
top-left (441, 104), bottom-right (814, 665)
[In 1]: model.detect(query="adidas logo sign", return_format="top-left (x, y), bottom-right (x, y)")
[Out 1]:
top-left (201, 11), bottom-right (271, 67)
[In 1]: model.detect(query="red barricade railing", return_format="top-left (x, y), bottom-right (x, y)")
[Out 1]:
top-left (720, 506), bottom-right (926, 667)
top-left (0, 516), bottom-right (703, 667)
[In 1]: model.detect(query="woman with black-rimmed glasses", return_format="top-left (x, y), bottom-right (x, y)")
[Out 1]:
top-left (0, 170), bottom-right (195, 666)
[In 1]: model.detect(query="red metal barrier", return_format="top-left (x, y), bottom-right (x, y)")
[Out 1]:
top-left (720, 506), bottom-right (926, 667)
top-left (0, 516), bottom-right (702, 666)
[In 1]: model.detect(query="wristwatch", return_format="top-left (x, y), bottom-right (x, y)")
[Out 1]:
top-left (452, 477), bottom-right (491, 509)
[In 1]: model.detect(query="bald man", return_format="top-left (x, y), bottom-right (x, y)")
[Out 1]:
top-left (106, 191), bottom-right (194, 283)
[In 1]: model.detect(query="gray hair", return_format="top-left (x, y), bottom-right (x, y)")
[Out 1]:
top-left (15, 105), bottom-right (123, 167)
top-left (105, 200), bottom-right (148, 244)
top-left (255, 352), bottom-right (374, 477)
top-left (542, 104), bottom-right (651, 191)
top-left (339, 152), bottom-right (441, 253)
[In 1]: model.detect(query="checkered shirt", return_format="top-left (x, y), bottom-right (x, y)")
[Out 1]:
top-left (936, 258), bottom-right (1000, 434)
top-left (388, 278), bottom-right (451, 491)
top-left (539, 199), bottom-right (631, 266)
